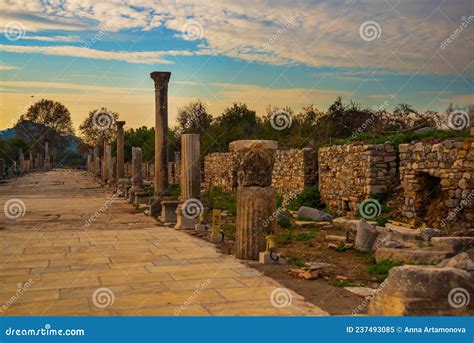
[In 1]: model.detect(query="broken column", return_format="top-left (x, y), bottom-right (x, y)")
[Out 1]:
top-left (231, 140), bottom-right (278, 260)
top-left (105, 144), bottom-right (113, 184)
top-left (19, 150), bottom-right (25, 175)
top-left (149, 71), bottom-right (171, 216)
top-left (94, 145), bottom-right (101, 177)
top-left (175, 134), bottom-right (201, 229)
top-left (129, 147), bottom-right (144, 202)
top-left (44, 141), bottom-right (51, 170)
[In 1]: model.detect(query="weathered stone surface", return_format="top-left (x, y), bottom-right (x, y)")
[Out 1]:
top-left (161, 199), bottom-right (179, 223)
top-left (116, 121), bottom-right (126, 179)
top-left (230, 140), bottom-right (277, 187)
top-left (368, 265), bottom-right (474, 315)
top-left (452, 229), bottom-right (474, 237)
top-left (375, 247), bottom-right (451, 264)
top-left (431, 237), bottom-right (474, 253)
top-left (344, 287), bottom-right (376, 298)
top-left (298, 206), bottom-right (332, 221)
top-left (236, 186), bottom-right (276, 260)
top-left (319, 143), bottom-right (398, 212)
top-left (438, 253), bottom-right (474, 271)
top-left (355, 219), bottom-right (379, 251)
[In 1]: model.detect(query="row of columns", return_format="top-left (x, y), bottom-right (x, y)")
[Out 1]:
top-left (85, 70), bottom-right (277, 262)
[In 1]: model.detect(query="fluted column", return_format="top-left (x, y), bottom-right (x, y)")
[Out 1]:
top-left (116, 121), bottom-right (125, 179)
top-left (19, 150), bottom-right (25, 174)
top-left (129, 147), bottom-right (143, 202)
top-left (102, 139), bottom-right (108, 181)
top-left (105, 144), bottom-right (113, 183)
top-left (231, 140), bottom-right (278, 260)
top-left (149, 71), bottom-right (171, 216)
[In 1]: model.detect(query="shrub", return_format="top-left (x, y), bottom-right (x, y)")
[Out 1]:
top-left (368, 260), bottom-right (403, 282)
top-left (286, 185), bottom-right (324, 211)
top-left (203, 186), bottom-right (237, 215)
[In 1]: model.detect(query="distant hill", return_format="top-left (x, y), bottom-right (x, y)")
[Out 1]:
top-left (0, 128), bottom-right (16, 140)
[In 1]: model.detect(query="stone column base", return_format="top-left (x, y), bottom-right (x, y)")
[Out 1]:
top-left (128, 186), bottom-right (143, 203)
top-left (175, 203), bottom-right (199, 230)
top-left (116, 178), bottom-right (131, 197)
top-left (161, 199), bottom-right (180, 223)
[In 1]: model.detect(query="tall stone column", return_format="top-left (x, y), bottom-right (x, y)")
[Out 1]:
top-left (175, 134), bottom-right (201, 229)
top-left (94, 145), bottom-right (101, 177)
top-left (29, 150), bottom-right (34, 171)
top-left (149, 71), bottom-right (171, 216)
top-left (105, 144), bottom-right (113, 183)
top-left (129, 147), bottom-right (144, 202)
top-left (19, 150), bottom-right (25, 175)
top-left (116, 121), bottom-right (126, 179)
top-left (44, 141), bottom-right (51, 170)
top-left (231, 140), bottom-right (278, 260)
top-left (102, 139), bottom-right (108, 181)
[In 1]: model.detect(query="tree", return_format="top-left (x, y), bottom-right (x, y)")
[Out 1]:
top-left (79, 108), bottom-right (119, 146)
top-left (176, 100), bottom-right (213, 134)
top-left (19, 99), bottom-right (74, 137)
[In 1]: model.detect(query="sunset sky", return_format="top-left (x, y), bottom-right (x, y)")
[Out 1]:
top-left (0, 0), bottom-right (473, 132)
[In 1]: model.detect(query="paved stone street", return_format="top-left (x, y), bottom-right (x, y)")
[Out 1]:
top-left (0, 170), bottom-right (327, 316)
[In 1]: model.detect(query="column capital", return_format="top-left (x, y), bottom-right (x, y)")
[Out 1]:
top-left (116, 121), bottom-right (126, 128)
top-left (150, 71), bottom-right (171, 89)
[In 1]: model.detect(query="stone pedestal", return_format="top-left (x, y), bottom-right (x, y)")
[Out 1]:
top-left (231, 140), bottom-right (278, 260)
top-left (129, 147), bottom-right (144, 203)
top-left (117, 177), bottom-right (131, 197)
top-left (149, 71), bottom-right (171, 216)
top-left (175, 134), bottom-right (201, 230)
top-left (160, 199), bottom-right (180, 223)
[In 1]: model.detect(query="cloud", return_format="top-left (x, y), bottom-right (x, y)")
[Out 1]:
top-left (0, 44), bottom-right (208, 64)
top-left (23, 35), bottom-right (81, 42)
top-left (0, 64), bottom-right (18, 70)
top-left (0, 1), bottom-right (472, 74)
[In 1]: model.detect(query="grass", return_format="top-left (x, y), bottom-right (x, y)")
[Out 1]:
top-left (276, 231), bottom-right (293, 244)
top-left (202, 186), bottom-right (237, 216)
top-left (368, 259), bottom-right (403, 282)
top-left (277, 214), bottom-right (293, 229)
top-left (288, 256), bottom-right (305, 268)
top-left (286, 185), bottom-right (325, 211)
top-left (294, 232), bottom-right (314, 241)
top-left (335, 242), bottom-right (348, 252)
top-left (330, 279), bottom-right (355, 287)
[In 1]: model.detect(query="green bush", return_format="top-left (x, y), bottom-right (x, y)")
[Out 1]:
top-left (277, 214), bottom-right (293, 229)
top-left (203, 186), bottom-right (237, 216)
top-left (276, 231), bottom-right (293, 244)
top-left (294, 232), bottom-right (314, 241)
top-left (286, 185), bottom-right (324, 211)
top-left (288, 256), bottom-right (305, 268)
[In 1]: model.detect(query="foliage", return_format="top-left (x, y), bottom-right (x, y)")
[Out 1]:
top-left (276, 230), bottom-right (293, 244)
top-left (335, 242), bottom-right (348, 252)
top-left (176, 100), bottom-right (213, 135)
top-left (330, 279), bottom-right (355, 287)
top-left (277, 214), bottom-right (293, 229)
top-left (368, 260), bottom-right (403, 282)
top-left (79, 108), bottom-right (119, 146)
top-left (294, 232), bottom-right (314, 241)
top-left (202, 186), bottom-right (237, 216)
top-left (286, 185), bottom-right (324, 211)
top-left (288, 256), bottom-right (305, 268)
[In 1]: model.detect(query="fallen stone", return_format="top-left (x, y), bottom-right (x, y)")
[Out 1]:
top-left (344, 287), bottom-right (377, 298)
top-left (452, 229), bottom-right (474, 237)
top-left (344, 243), bottom-right (354, 249)
top-left (420, 227), bottom-right (447, 241)
top-left (385, 223), bottom-right (420, 240)
top-left (327, 243), bottom-right (339, 249)
top-left (295, 220), bottom-right (330, 228)
top-left (375, 247), bottom-right (452, 264)
top-left (384, 240), bottom-right (404, 249)
top-left (438, 253), bottom-right (474, 272)
top-left (325, 235), bottom-right (347, 243)
top-left (355, 219), bottom-right (379, 252)
top-left (335, 275), bottom-right (348, 281)
top-left (304, 262), bottom-right (335, 270)
top-left (288, 268), bottom-right (319, 280)
top-left (298, 206), bottom-right (332, 221)
top-left (431, 237), bottom-right (474, 253)
top-left (368, 265), bottom-right (474, 315)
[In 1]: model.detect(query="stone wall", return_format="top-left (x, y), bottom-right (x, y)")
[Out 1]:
top-left (319, 143), bottom-right (398, 211)
top-left (399, 138), bottom-right (473, 230)
top-left (203, 148), bottom-right (318, 195)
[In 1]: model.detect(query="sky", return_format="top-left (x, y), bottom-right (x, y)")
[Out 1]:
top-left (0, 0), bottom-right (473, 132)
